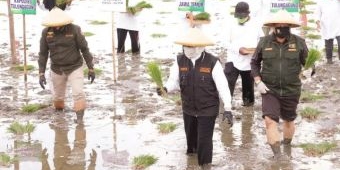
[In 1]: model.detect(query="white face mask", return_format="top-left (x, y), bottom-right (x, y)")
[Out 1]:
top-left (183, 46), bottom-right (205, 59)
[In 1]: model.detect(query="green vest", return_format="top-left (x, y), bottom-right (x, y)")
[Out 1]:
top-left (259, 34), bottom-right (305, 96)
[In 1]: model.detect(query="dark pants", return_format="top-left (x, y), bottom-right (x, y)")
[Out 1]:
top-left (325, 36), bottom-right (340, 59)
top-left (224, 62), bottom-right (254, 105)
top-left (183, 113), bottom-right (217, 166)
top-left (117, 28), bottom-right (140, 54)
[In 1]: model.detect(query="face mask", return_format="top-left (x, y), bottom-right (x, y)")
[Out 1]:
top-left (183, 46), bottom-right (204, 59)
top-left (274, 26), bottom-right (290, 39)
top-left (237, 17), bottom-right (248, 25)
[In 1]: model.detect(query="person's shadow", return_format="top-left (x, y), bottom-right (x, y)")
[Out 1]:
top-left (41, 118), bottom-right (97, 170)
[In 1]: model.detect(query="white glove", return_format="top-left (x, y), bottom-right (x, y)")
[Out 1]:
top-left (256, 81), bottom-right (269, 94)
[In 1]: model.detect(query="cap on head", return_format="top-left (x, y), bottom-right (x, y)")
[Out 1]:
top-left (174, 28), bottom-right (214, 47)
top-left (264, 9), bottom-right (300, 28)
top-left (41, 7), bottom-right (73, 27)
top-left (234, 1), bottom-right (250, 18)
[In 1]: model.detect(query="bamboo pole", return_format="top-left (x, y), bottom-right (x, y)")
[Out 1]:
top-left (7, 0), bottom-right (17, 64)
top-left (112, 12), bottom-right (117, 82)
top-left (23, 14), bottom-right (27, 82)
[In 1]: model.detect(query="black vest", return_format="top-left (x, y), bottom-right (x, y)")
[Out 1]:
top-left (177, 52), bottom-right (220, 117)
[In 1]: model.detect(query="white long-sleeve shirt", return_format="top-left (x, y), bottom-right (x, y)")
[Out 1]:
top-left (164, 53), bottom-right (232, 111)
top-left (225, 18), bottom-right (263, 71)
top-left (315, 0), bottom-right (340, 39)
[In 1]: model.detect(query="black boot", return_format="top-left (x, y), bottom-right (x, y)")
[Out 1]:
top-left (75, 110), bottom-right (84, 124)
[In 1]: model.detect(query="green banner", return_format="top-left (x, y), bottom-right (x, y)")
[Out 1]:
top-left (178, 0), bottom-right (205, 12)
top-left (270, 0), bottom-right (299, 13)
top-left (10, 0), bottom-right (37, 15)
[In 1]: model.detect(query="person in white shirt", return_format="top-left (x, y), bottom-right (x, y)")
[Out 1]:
top-left (315, 0), bottom-right (340, 64)
top-left (156, 28), bottom-right (233, 168)
top-left (224, 1), bottom-right (264, 107)
top-left (116, 12), bottom-right (140, 54)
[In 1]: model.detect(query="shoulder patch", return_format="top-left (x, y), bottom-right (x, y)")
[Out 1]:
top-left (46, 31), bottom-right (54, 38)
top-left (199, 67), bottom-right (211, 73)
top-left (180, 67), bottom-right (188, 72)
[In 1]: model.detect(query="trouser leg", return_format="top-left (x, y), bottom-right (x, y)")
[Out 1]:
top-left (197, 115), bottom-right (216, 165)
top-left (325, 39), bottom-right (334, 59)
top-left (51, 71), bottom-right (67, 111)
top-left (183, 114), bottom-right (197, 154)
top-left (117, 28), bottom-right (128, 53)
top-left (224, 62), bottom-right (239, 97)
top-left (336, 36), bottom-right (340, 59)
top-left (69, 67), bottom-right (86, 123)
top-left (129, 30), bottom-right (140, 54)
top-left (240, 70), bottom-right (254, 106)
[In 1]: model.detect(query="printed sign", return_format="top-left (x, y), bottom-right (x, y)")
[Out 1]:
top-left (178, 0), bottom-right (205, 12)
top-left (270, 0), bottom-right (299, 13)
top-left (101, 0), bottom-right (127, 12)
top-left (10, 0), bottom-right (37, 15)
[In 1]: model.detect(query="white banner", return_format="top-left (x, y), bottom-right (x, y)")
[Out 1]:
top-left (100, 0), bottom-right (126, 12)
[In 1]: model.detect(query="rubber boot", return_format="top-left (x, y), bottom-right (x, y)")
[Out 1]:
top-left (282, 138), bottom-right (292, 158)
top-left (200, 163), bottom-right (212, 170)
top-left (75, 110), bottom-right (84, 124)
top-left (270, 142), bottom-right (290, 161)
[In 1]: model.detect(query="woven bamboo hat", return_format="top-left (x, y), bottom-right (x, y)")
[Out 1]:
top-left (264, 9), bottom-right (300, 28)
top-left (42, 7), bottom-right (73, 27)
top-left (174, 27), bottom-right (214, 47)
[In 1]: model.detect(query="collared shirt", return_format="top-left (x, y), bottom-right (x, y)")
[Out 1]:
top-left (165, 52), bottom-right (232, 111)
top-left (315, 0), bottom-right (340, 39)
top-left (225, 18), bottom-right (264, 71)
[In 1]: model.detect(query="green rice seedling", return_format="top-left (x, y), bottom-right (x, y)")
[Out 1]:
top-left (307, 19), bottom-right (315, 23)
top-left (158, 122), bottom-right (177, 133)
top-left (299, 142), bottom-right (337, 156)
top-left (7, 122), bottom-right (25, 135)
top-left (300, 91), bottom-right (324, 102)
top-left (24, 122), bottom-right (36, 134)
top-left (0, 153), bottom-right (15, 167)
top-left (127, 1), bottom-right (152, 15)
top-left (133, 154), bottom-right (158, 169)
top-left (304, 48), bottom-right (321, 70)
top-left (194, 12), bottom-right (211, 21)
top-left (300, 107), bottom-right (321, 120)
top-left (146, 61), bottom-right (166, 96)
top-left (13, 65), bottom-right (35, 71)
top-left (89, 20), bottom-right (108, 25)
top-left (83, 68), bottom-right (102, 76)
top-left (306, 34), bottom-right (321, 40)
top-left (21, 104), bottom-right (43, 114)
top-left (83, 32), bottom-right (95, 37)
top-left (151, 33), bottom-right (167, 38)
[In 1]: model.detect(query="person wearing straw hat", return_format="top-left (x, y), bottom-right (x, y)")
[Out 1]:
top-left (38, 7), bottom-right (95, 124)
top-left (224, 1), bottom-right (264, 108)
top-left (156, 28), bottom-right (233, 168)
top-left (250, 9), bottom-right (308, 160)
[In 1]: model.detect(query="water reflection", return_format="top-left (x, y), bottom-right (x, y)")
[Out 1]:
top-left (41, 117), bottom-right (96, 170)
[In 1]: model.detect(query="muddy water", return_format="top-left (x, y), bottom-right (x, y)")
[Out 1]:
top-left (1, 0), bottom-right (340, 169)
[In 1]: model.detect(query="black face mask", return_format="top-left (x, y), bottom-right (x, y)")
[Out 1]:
top-left (274, 26), bottom-right (290, 39)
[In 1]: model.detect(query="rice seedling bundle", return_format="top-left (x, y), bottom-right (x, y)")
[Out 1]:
top-left (304, 48), bottom-right (321, 70)
top-left (146, 61), bottom-right (166, 95)
top-left (127, 1), bottom-right (153, 15)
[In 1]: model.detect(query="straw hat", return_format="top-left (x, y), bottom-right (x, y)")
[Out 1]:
top-left (264, 9), bottom-right (300, 28)
top-left (42, 7), bottom-right (73, 27)
top-left (174, 28), bottom-right (214, 47)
